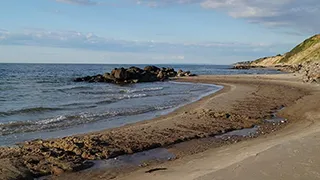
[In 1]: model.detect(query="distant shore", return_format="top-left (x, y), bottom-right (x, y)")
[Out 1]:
top-left (1, 73), bottom-right (318, 180)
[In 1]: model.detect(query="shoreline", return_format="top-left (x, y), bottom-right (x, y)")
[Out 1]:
top-left (1, 73), bottom-right (318, 180)
top-left (0, 81), bottom-right (222, 147)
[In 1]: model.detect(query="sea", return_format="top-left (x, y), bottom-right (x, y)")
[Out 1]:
top-left (0, 63), bottom-right (282, 146)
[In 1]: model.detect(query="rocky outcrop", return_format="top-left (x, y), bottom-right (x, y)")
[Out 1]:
top-left (295, 62), bottom-right (320, 83)
top-left (176, 69), bottom-right (196, 77)
top-left (74, 66), bottom-right (195, 84)
top-left (277, 61), bottom-right (320, 83)
top-left (232, 64), bottom-right (265, 69)
top-left (0, 158), bottom-right (33, 180)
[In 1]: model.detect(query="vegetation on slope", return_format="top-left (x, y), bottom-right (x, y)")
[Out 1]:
top-left (250, 34), bottom-right (320, 66)
top-left (279, 34), bottom-right (320, 64)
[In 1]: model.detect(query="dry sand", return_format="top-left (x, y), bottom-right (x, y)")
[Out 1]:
top-left (1, 73), bottom-right (319, 180)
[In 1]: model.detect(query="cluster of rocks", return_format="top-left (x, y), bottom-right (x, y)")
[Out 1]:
top-left (74, 66), bottom-right (196, 84)
top-left (296, 61), bottom-right (320, 83)
top-left (232, 63), bottom-right (265, 69)
top-left (176, 69), bottom-right (194, 77)
top-left (275, 64), bottom-right (301, 73)
top-left (281, 61), bottom-right (320, 83)
top-left (232, 60), bottom-right (320, 84)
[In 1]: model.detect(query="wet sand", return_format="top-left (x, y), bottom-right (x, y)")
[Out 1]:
top-left (1, 73), bottom-right (319, 180)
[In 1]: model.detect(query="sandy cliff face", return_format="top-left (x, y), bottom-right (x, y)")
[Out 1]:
top-left (251, 55), bottom-right (284, 66)
top-left (251, 34), bottom-right (320, 66)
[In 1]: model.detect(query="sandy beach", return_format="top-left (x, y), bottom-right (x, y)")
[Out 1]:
top-left (1, 73), bottom-right (319, 180)
top-left (113, 74), bottom-right (320, 180)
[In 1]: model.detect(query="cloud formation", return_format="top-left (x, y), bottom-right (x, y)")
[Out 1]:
top-left (132, 0), bottom-right (320, 33)
top-left (55, 0), bottom-right (99, 5)
top-left (0, 29), bottom-right (289, 61)
top-left (53, 0), bottom-right (320, 33)
top-left (203, 0), bottom-right (319, 32)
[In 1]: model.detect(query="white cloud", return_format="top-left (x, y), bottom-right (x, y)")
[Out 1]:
top-left (53, 0), bottom-right (320, 33)
top-left (55, 0), bottom-right (99, 5)
top-left (206, 0), bottom-right (320, 33)
top-left (0, 29), bottom-right (275, 50)
top-left (133, 0), bottom-right (320, 33)
top-left (0, 28), bottom-right (292, 63)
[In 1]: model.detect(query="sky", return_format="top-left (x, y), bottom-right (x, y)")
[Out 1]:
top-left (0, 0), bottom-right (319, 64)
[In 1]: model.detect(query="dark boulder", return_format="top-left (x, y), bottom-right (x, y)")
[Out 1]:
top-left (74, 65), bottom-right (195, 84)
top-left (177, 70), bottom-right (195, 77)
top-left (126, 67), bottom-right (144, 79)
top-left (144, 66), bottom-right (160, 74)
top-left (111, 68), bottom-right (128, 80)
top-left (140, 71), bottom-right (158, 82)
top-left (157, 70), bottom-right (166, 80)
top-left (103, 73), bottom-right (116, 83)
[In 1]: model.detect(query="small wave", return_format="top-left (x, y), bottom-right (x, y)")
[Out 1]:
top-left (119, 94), bottom-right (147, 99)
top-left (61, 101), bottom-right (92, 107)
top-left (0, 107), bottom-right (62, 116)
top-left (119, 87), bottom-right (164, 93)
top-left (59, 86), bottom-right (92, 91)
top-left (95, 99), bottom-right (116, 105)
top-left (0, 104), bottom-right (177, 136)
top-left (79, 90), bottom-right (111, 95)
top-left (35, 115), bottom-right (67, 125)
top-left (154, 105), bottom-right (175, 110)
top-left (36, 80), bottom-right (61, 84)
top-left (0, 121), bottom-right (34, 128)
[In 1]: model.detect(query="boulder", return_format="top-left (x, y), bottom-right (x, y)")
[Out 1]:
top-left (126, 67), bottom-right (144, 80)
top-left (112, 68), bottom-right (128, 80)
top-left (177, 70), bottom-right (192, 77)
top-left (157, 70), bottom-right (165, 80)
top-left (0, 158), bottom-right (33, 180)
top-left (51, 166), bottom-right (64, 176)
top-left (89, 74), bottom-right (105, 83)
top-left (103, 73), bottom-right (116, 83)
top-left (74, 65), bottom-right (195, 84)
top-left (144, 66), bottom-right (160, 74)
top-left (300, 62), bottom-right (320, 83)
top-left (140, 72), bottom-right (158, 82)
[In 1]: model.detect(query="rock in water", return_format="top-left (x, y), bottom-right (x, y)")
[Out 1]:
top-left (144, 66), bottom-right (160, 74)
top-left (112, 68), bottom-right (128, 80)
top-left (74, 65), bottom-right (196, 84)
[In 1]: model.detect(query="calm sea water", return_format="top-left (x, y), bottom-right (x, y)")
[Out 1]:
top-left (0, 64), bottom-right (281, 145)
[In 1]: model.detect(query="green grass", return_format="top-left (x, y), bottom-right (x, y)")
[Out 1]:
top-left (279, 34), bottom-right (320, 63)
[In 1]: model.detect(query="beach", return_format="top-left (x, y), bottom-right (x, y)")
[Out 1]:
top-left (113, 74), bottom-right (320, 180)
top-left (1, 73), bottom-right (319, 180)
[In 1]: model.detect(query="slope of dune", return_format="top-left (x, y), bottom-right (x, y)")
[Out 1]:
top-left (251, 34), bottom-right (320, 66)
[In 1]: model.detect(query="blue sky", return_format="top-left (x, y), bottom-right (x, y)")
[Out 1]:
top-left (0, 0), bottom-right (319, 64)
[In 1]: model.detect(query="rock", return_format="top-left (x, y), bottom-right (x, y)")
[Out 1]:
top-left (144, 66), bottom-right (160, 73)
top-left (140, 72), bottom-right (158, 82)
top-left (177, 70), bottom-right (191, 77)
top-left (157, 70), bottom-right (165, 80)
top-left (232, 64), bottom-right (265, 69)
top-left (298, 62), bottom-right (320, 83)
top-left (0, 158), bottom-right (33, 180)
top-left (51, 166), bottom-right (64, 176)
top-left (126, 67), bottom-right (144, 80)
top-left (74, 65), bottom-right (195, 84)
top-left (112, 68), bottom-right (128, 80)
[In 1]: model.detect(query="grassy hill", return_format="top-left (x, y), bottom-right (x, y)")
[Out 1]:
top-left (251, 34), bottom-right (320, 66)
